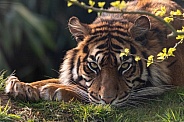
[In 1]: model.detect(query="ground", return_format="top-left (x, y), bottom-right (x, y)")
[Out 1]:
top-left (1, 88), bottom-right (184, 122)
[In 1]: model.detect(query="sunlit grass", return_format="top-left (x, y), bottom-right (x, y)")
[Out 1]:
top-left (13, 88), bottom-right (184, 122)
top-left (0, 100), bottom-right (21, 122)
top-left (0, 72), bottom-right (21, 122)
top-left (0, 71), bottom-right (184, 121)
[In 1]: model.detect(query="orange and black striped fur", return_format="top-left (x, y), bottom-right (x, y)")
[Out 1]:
top-left (5, 0), bottom-right (184, 106)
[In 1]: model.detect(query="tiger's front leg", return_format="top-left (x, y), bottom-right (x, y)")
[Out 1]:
top-left (5, 76), bottom-right (87, 102)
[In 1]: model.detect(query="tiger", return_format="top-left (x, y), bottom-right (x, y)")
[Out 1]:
top-left (5, 0), bottom-right (184, 107)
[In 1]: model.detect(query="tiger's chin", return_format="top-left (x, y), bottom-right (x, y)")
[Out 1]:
top-left (88, 85), bottom-right (173, 107)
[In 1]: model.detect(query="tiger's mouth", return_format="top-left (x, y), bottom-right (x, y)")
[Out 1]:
top-left (88, 92), bottom-right (130, 105)
top-left (86, 85), bottom-right (173, 107)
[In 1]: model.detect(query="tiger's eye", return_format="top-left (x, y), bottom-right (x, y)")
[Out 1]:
top-left (90, 62), bottom-right (98, 69)
top-left (121, 63), bottom-right (130, 69)
top-left (87, 62), bottom-right (99, 74)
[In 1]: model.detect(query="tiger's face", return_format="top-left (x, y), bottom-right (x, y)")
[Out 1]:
top-left (60, 15), bottom-right (171, 106)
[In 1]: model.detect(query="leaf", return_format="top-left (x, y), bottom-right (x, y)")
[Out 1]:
top-left (135, 56), bottom-right (141, 62)
top-left (147, 55), bottom-right (154, 67)
top-left (98, 2), bottom-right (105, 8)
top-left (24, 24), bottom-right (45, 60)
top-left (168, 48), bottom-right (176, 56)
top-left (119, 48), bottom-right (129, 57)
top-left (13, 3), bottom-right (55, 50)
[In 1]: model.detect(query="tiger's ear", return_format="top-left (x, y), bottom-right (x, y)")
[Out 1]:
top-left (129, 16), bottom-right (151, 39)
top-left (68, 16), bottom-right (90, 42)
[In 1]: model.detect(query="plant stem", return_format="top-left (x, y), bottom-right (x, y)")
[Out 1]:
top-left (66, 0), bottom-right (184, 37)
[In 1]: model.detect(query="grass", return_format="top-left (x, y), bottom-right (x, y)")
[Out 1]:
top-left (0, 100), bottom-right (21, 122)
top-left (0, 72), bottom-right (184, 122)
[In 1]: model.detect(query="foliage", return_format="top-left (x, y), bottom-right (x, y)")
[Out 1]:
top-left (0, 0), bottom-right (78, 80)
top-left (0, 71), bottom-right (6, 91)
top-left (0, 1), bottom-right (56, 80)
top-left (0, 72), bottom-right (21, 122)
top-left (0, 101), bottom-right (21, 122)
top-left (0, 88), bottom-right (183, 121)
top-left (0, 71), bottom-right (184, 121)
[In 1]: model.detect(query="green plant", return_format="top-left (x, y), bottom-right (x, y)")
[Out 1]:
top-left (0, 100), bottom-right (21, 122)
top-left (0, 1), bottom-right (56, 79)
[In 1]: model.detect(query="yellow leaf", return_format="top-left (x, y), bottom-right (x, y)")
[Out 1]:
top-left (147, 55), bottom-right (154, 67)
top-left (168, 48), bottom-right (176, 56)
top-left (110, 1), bottom-right (120, 8)
top-left (98, 2), bottom-right (105, 8)
top-left (170, 9), bottom-right (182, 17)
top-left (89, 0), bottom-right (95, 6)
top-left (67, 0), bottom-right (77, 7)
top-left (164, 17), bottom-right (173, 23)
top-left (162, 48), bottom-right (167, 53)
top-left (124, 48), bottom-right (129, 54)
top-left (170, 11), bottom-right (174, 17)
top-left (119, 1), bottom-right (126, 10)
top-left (120, 48), bottom-right (129, 57)
top-left (67, 2), bottom-right (73, 7)
top-left (176, 26), bottom-right (184, 41)
top-left (161, 6), bottom-right (166, 12)
top-left (119, 52), bottom-right (126, 57)
top-left (148, 55), bottom-right (154, 60)
top-left (157, 52), bottom-right (165, 60)
top-left (88, 9), bottom-right (93, 13)
top-left (155, 6), bottom-right (166, 17)
top-left (135, 56), bottom-right (141, 62)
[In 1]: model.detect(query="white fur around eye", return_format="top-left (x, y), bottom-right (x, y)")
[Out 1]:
top-left (87, 62), bottom-right (99, 74)
top-left (118, 63), bottom-right (132, 74)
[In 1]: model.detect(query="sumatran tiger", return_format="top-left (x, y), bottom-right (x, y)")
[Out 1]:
top-left (5, 0), bottom-right (184, 107)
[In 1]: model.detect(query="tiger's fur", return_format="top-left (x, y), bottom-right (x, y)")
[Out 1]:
top-left (5, 0), bottom-right (184, 106)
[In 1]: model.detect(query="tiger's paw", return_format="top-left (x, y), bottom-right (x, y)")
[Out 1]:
top-left (39, 84), bottom-right (64, 101)
top-left (39, 84), bottom-right (79, 102)
top-left (5, 76), bottom-right (40, 102)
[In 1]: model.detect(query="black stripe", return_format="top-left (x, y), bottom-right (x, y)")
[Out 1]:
top-left (83, 65), bottom-right (92, 74)
top-left (167, 59), bottom-right (177, 68)
top-left (75, 76), bottom-right (83, 83)
top-left (127, 66), bottom-right (136, 78)
top-left (130, 45), bottom-right (137, 54)
top-left (138, 60), bottom-right (143, 76)
top-left (95, 50), bottom-right (104, 58)
top-left (132, 77), bottom-right (146, 84)
top-left (83, 45), bottom-right (89, 53)
top-left (89, 55), bottom-right (96, 61)
top-left (97, 43), bottom-right (108, 49)
top-left (76, 56), bottom-right (81, 75)
top-left (112, 53), bottom-right (118, 65)
top-left (92, 30), bottom-right (129, 37)
top-left (70, 49), bottom-right (79, 81)
top-left (141, 51), bottom-right (151, 82)
top-left (141, 51), bottom-right (148, 61)
top-left (83, 54), bottom-right (89, 63)
top-left (110, 36), bottom-right (127, 45)
top-left (110, 30), bottom-right (129, 36)
top-left (111, 43), bottom-right (123, 50)
top-left (89, 34), bottom-right (108, 44)
top-left (93, 21), bottom-right (128, 29)
top-left (124, 80), bottom-right (134, 89)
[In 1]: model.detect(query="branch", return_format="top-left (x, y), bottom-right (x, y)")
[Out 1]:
top-left (66, 0), bottom-right (184, 37)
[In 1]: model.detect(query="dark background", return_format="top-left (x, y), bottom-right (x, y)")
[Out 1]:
top-left (0, 0), bottom-right (183, 82)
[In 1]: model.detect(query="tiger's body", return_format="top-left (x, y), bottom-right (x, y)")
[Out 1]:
top-left (5, 0), bottom-right (184, 106)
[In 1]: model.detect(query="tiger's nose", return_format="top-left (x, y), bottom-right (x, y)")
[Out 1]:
top-left (101, 96), bottom-right (116, 104)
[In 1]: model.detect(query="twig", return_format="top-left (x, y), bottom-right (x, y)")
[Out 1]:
top-left (66, 0), bottom-right (184, 37)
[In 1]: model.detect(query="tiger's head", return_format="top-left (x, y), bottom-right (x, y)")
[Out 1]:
top-left (60, 14), bottom-right (171, 106)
